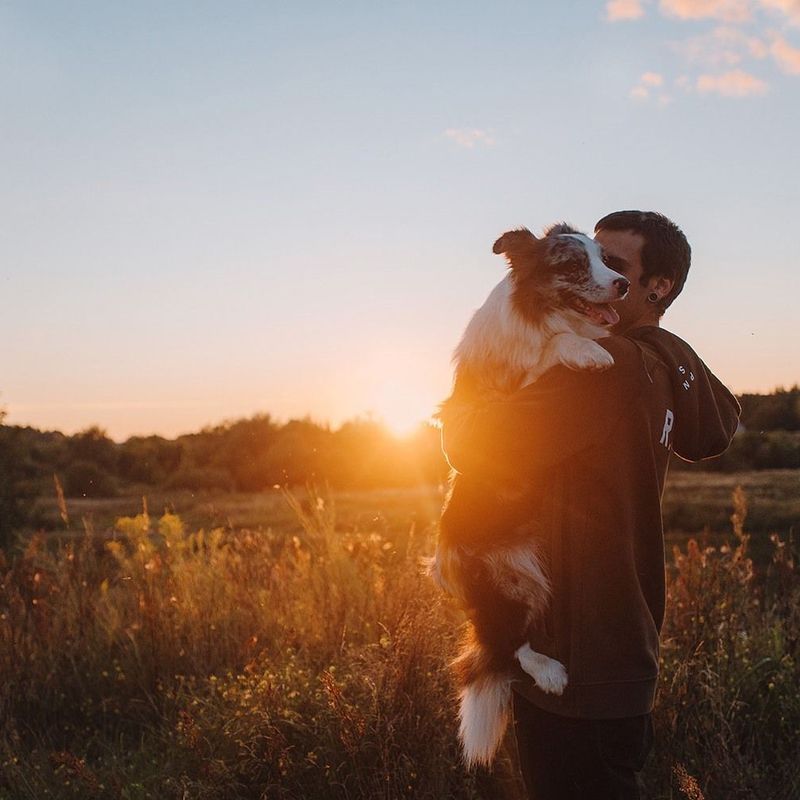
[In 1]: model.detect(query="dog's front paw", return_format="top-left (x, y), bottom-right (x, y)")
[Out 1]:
top-left (533, 657), bottom-right (568, 695)
top-left (561, 340), bottom-right (615, 372)
top-left (515, 644), bottom-right (569, 695)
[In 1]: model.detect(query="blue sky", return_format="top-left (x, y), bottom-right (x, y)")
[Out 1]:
top-left (2, 0), bottom-right (799, 439)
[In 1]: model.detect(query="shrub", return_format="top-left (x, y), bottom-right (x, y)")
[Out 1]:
top-left (67, 426), bottom-right (118, 471)
top-left (61, 459), bottom-right (118, 498)
top-left (117, 436), bottom-right (184, 485)
top-left (0, 419), bottom-right (37, 548)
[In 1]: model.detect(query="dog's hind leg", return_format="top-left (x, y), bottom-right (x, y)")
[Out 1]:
top-left (515, 643), bottom-right (568, 695)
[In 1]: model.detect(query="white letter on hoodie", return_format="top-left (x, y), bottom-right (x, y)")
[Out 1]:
top-left (660, 409), bottom-right (674, 448)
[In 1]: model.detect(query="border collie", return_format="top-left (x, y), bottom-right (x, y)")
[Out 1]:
top-left (430, 223), bottom-right (629, 767)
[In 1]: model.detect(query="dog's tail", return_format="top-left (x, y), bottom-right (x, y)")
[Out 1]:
top-left (452, 629), bottom-right (514, 768)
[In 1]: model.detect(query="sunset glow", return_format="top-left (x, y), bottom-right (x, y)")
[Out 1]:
top-left (377, 401), bottom-right (435, 440)
top-left (1, 1), bottom-right (798, 441)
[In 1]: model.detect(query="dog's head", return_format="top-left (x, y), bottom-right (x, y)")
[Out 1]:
top-left (493, 223), bottom-right (629, 330)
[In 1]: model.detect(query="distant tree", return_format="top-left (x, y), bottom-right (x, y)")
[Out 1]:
top-left (118, 435), bottom-right (183, 485)
top-left (0, 408), bottom-right (38, 547)
top-left (739, 386), bottom-right (800, 432)
top-left (214, 415), bottom-right (280, 491)
top-left (27, 428), bottom-right (70, 477)
top-left (263, 418), bottom-right (331, 486)
top-left (327, 418), bottom-right (390, 487)
top-left (68, 426), bottom-right (118, 470)
top-left (325, 419), bottom-right (448, 488)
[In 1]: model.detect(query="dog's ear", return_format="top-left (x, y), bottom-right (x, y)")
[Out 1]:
top-left (492, 228), bottom-right (540, 269)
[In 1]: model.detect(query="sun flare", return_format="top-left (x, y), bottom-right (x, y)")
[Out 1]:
top-left (382, 409), bottom-right (428, 438)
top-left (372, 388), bottom-right (435, 438)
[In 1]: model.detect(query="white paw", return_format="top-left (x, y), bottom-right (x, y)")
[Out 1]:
top-left (516, 644), bottom-right (569, 696)
top-left (562, 341), bottom-right (615, 372)
top-left (533, 658), bottom-right (568, 695)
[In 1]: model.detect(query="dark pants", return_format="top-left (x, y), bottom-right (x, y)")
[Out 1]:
top-left (512, 692), bottom-right (654, 800)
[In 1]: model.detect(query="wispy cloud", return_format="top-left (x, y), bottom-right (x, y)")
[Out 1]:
top-left (660, 0), bottom-right (752, 22)
top-left (696, 68), bottom-right (769, 93)
top-left (609, 0), bottom-right (800, 101)
top-left (443, 128), bottom-right (495, 149)
top-left (675, 25), bottom-right (767, 65)
top-left (630, 71), bottom-right (672, 102)
top-left (606, 0), bottom-right (646, 20)
top-left (758, 0), bottom-right (800, 25)
top-left (770, 32), bottom-right (800, 71)
top-left (643, 71), bottom-right (666, 85)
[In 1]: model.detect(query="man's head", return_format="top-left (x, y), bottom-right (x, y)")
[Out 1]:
top-left (593, 211), bottom-right (691, 333)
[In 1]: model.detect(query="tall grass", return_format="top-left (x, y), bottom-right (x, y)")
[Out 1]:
top-left (0, 492), bottom-right (475, 799)
top-left (646, 487), bottom-right (800, 798)
top-left (0, 487), bottom-right (797, 799)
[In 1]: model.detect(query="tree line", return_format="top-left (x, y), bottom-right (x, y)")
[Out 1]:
top-left (671, 386), bottom-right (800, 472)
top-left (0, 413), bottom-right (447, 541)
top-left (1, 387), bottom-right (799, 539)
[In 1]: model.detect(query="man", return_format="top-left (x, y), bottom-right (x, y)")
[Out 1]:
top-left (440, 211), bottom-right (740, 799)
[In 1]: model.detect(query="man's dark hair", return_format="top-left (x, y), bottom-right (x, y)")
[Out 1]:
top-left (594, 210), bottom-right (691, 315)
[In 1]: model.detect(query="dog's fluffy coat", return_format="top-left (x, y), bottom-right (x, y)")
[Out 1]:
top-left (431, 224), bottom-right (629, 767)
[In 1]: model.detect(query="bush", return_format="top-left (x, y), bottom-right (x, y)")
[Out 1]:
top-left (67, 426), bottom-right (118, 471)
top-left (0, 420), bottom-right (37, 548)
top-left (739, 387), bottom-right (800, 432)
top-left (117, 436), bottom-right (183, 485)
top-left (61, 459), bottom-right (118, 498)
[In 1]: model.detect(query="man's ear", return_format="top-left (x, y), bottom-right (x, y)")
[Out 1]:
top-left (492, 228), bottom-right (540, 270)
top-left (648, 274), bottom-right (674, 301)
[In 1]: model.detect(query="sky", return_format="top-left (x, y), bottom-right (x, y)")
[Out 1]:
top-left (1, 0), bottom-right (799, 441)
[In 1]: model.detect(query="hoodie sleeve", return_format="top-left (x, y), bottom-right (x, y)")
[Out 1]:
top-left (629, 328), bottom-right (741, 462)
top-left (440, 337), bottom-right (642, 478)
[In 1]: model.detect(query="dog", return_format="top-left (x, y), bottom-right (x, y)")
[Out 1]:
top-left (430, 223), bottom-right (629, 767)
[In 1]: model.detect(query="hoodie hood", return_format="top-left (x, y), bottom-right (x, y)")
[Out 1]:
top-left (628, 327), bottom-right (741, 462)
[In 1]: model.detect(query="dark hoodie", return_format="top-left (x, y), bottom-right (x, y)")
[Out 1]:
top-left (441, 327), bottom-right (740, 719)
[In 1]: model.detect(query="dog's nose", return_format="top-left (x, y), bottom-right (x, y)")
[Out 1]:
top-left (613, 277), bottom-right (630, 297)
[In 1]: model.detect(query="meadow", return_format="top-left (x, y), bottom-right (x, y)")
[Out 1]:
top-left (1, 471), bottom-right (798, 799)
top-left (25, 469), bottom-right (800, 542)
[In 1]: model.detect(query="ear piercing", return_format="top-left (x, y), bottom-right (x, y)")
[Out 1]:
top-left (647, 292), bottom-right (660, 303)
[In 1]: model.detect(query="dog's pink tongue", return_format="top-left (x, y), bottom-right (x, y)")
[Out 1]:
top-left (587, 303), bottom-right (619, 325)
top-left (599, 304), bottom-right (620, 326)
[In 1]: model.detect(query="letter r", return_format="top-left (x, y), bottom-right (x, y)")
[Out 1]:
top-left (660, 409), bottom-right (674, 448)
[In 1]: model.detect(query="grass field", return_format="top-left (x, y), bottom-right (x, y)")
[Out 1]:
top-left (1, 473), bottom-right (798, 798)
top-left (28, 468), bottom-right (800, 539)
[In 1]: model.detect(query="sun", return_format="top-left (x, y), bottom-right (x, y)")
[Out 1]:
top-left (373, 390), bottom-right (434, 438)
top-left (382, 408), bottom-right (427, 438)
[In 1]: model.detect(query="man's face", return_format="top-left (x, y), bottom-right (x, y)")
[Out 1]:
top-left (593, 228), bottom-right (650, 333)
